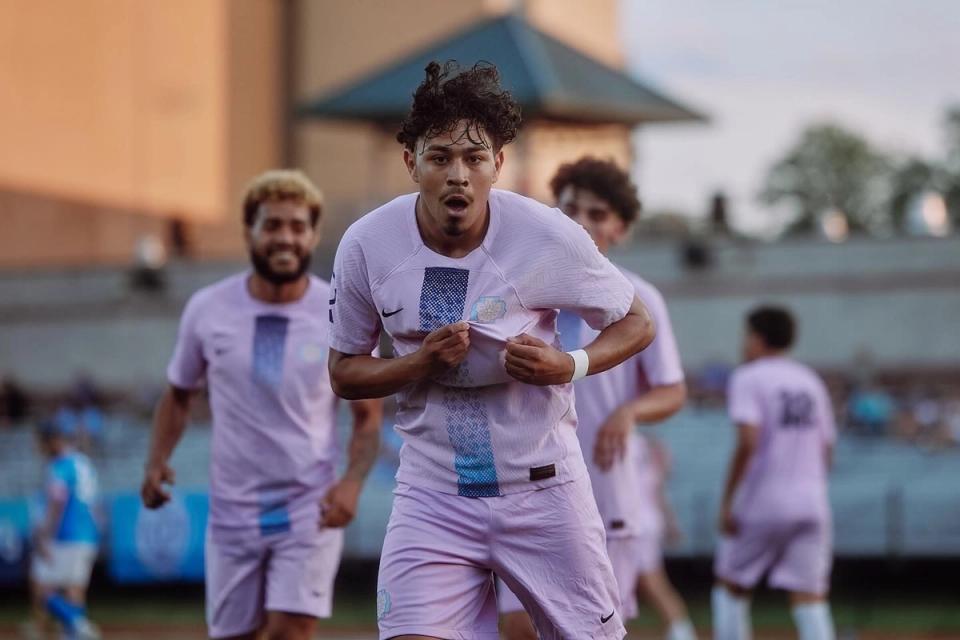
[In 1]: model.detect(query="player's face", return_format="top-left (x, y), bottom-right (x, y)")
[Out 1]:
top-left (404, 120), bottom-right (504, 238)
top-left (245, 200), bottom-right (319, 285)
top-left (556, 185), bottom-right (627, 254)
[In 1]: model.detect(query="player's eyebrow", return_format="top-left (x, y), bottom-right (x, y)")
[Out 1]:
top-left (422, 143), bottom-right (490, 154)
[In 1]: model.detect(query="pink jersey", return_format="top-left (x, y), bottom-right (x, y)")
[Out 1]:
top-left (726, 356), bottom-right (836, 524)
top-left (328, 190), bottom-right (634, 497)
top-left (558, 270), bottom-right (684, 537)
top-left (167, 273), bottom-right (340, 534)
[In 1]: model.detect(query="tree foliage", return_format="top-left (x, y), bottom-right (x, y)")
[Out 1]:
top-left (759, 124), bottom-right (892, 234)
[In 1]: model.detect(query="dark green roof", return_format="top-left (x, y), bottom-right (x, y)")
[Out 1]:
top-left (299, 13), bottom-right (705, 125)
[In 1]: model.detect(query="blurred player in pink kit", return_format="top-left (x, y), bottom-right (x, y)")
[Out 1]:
top-left (141, 170), bottom-right (383, 640)
top-left (713, 307), bottom-right (836, 640)
top-left (498, 158), bottom-right (697, 640)
top-left (327, 62), bottom-right (656, 639)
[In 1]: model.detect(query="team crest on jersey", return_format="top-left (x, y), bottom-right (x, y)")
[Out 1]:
top-left (469, 296), bottom-right (507, 323)
top-left (298, 342), bottom-right (325, 364)
top-left (376, 588), bottom-right (391, 620)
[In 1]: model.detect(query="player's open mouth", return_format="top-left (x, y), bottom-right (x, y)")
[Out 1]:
top-left (443, 195), bottom-right (470, 213)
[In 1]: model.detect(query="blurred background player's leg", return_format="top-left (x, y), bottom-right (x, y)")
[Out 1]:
top-left (635, 568), bottom-right (696, 640)
top-left (711, 581), bottom-right (751, 640)
top-left (790, 592), bottom-right (835, 640)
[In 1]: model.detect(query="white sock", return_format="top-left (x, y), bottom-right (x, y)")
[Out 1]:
top-left (792, 602), bottom-right (835, 640)
top-left (666, 618), bottom-right (697, 640)
top-left (711, 586), bottom-right (751, 640)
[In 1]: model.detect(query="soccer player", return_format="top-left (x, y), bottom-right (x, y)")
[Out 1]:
top-left (141, 170), bottom-right (383, 640)
top-left (30, 420), bottom-right (101, 640)
top-left (713, 307), bottom-right (836, 640)
top-left (498, 157), bottom-right (697, 640)
top-left (327, 61), bottom-right (655, 639)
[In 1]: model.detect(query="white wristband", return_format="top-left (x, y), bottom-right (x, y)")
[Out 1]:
top-left (567, 349), bottom-right (590, 382)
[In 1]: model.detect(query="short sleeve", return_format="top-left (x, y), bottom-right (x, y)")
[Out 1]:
top-left (327, 230), bottom-right (381, 355)
top-left (518, 214), bottom-right (634, 330)
top-left (46, 464), bottom-right (69, 502)
top-left (727, 369), bottom-right (761, 427)
top-left (635, 284), bottom-right (684, 387)
top-left (166, 293), bottom-right (208, 390)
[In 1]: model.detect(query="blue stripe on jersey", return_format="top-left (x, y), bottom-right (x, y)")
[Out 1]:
top-left (252, 315), bottom-right (289, 389)
top-left (556, 310), bottom-right (583, 352)
top-left (419, 267), bottom-right (500, 497)
top-left (258, 489), bottom-right (292, 536)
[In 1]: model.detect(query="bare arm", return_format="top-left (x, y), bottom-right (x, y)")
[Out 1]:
top-left (328, 323), bottom-right (470, 400)
top-left (320, 398), bottom-right (383, 528)
top-left (583, 295), bottom-right (657, 376)
top-left (34, 495), bottom-right (65, 559)
top-left (593, 382), bottom-right (687, 470)
top-left (718, 424), bottom-right (759, 535)
top-left (505, 295), bottom-right (656, 385)
top-left (141, 385), bottom-right (194, 509)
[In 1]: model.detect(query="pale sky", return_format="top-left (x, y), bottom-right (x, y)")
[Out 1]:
top-left (620, 0), bottom-right (960, 235)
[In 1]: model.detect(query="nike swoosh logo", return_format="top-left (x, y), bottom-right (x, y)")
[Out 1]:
top-left (381, 308), bottom-right (403, 318)
top-left (600, 611), bottom-right (615, 624)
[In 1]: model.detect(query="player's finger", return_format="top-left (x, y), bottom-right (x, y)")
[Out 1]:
top-left (504, 341), bottom-right (542, 360)
top-left (504, 354), bottom-right (534, 374)
top-left (505, 362), bottom-right (532, 382)
top-left (438, 322), bottom-right (469, 337)
top-left (434, 332), bottom-right (471, 350)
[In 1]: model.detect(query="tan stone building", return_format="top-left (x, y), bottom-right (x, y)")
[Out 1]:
top-left (0, 0), bottom-right (698, 268)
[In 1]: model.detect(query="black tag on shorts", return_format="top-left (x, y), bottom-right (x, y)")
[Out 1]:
top-left (529, 464), bottom-right (556, 481)
top-left (610, 519), bottom-right (626, 530)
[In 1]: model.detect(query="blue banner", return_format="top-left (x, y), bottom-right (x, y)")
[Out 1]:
top-left (0, 499), bottom-right (30, 585)
top-left (107, 491), bottom-right (207, 584)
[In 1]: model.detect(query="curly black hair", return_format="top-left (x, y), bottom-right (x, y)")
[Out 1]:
top-left (550, 156), bottom-right (641, 223)
top-left (397, 61), bottom-right (522, 152)
top-left (747, 306), bottom-right (796, 349)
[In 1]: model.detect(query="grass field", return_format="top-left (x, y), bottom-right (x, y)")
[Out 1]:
top-left (2, 586), bottom-right (960, 639)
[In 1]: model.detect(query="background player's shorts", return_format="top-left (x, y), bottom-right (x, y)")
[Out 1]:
top-left (498, 533), bottom-right (662, 621)
top-left (377, 476), bottom-right (626, 640)
top-left (607, 533), bottom-right (663, 620)
top-left (205, 525), bottom-right (344, 639)
top-left (714, 518), bottom-right (832, 594)
top-left (30, 542), bottom-right (97, 588)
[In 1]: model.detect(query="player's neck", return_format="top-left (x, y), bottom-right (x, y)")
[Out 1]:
top-left (247, 273), bottom-right (310, 304)
top-left (416, 198), bottom-right (489, 258)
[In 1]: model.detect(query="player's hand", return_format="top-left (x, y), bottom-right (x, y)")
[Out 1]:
top-left (504, 334), bottom-right (575, 385)
top-left (593, 405), bottom-right (635, 471)
top-left (719, 503), bottom-right (738, 536)
top-left (320, 478), bottom-right (362, 528)
top-left (414, 322), bottom-right (470, 376)
top-left (141, 462), bottom-right (175, 509)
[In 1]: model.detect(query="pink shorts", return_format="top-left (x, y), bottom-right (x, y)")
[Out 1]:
top-left (714, 518), bottom-right (832, 595)
top-left (205, 525), bottom-right (344, 639)
top-left (377, 476), bottom-right (626, 640)
top-left (498, 533), bottom-right (662, 621)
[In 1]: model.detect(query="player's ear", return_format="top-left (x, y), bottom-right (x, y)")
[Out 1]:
top-left (492, 149), bottom-right (505, 183)
top-left (403, 148), bottom-right (420, 184)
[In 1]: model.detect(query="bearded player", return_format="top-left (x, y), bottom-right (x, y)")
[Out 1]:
top-left (141, 170), bottom-right (383, 640)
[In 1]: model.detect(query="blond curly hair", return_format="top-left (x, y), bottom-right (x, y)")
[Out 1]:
top-left (242, 169), bottom-right (323, 227)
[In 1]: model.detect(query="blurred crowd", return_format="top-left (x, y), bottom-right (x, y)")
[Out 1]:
top-left (4, 366), bottom-right (960, 453)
